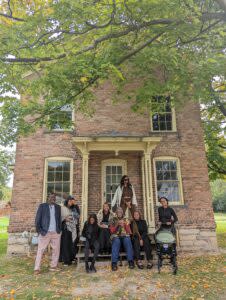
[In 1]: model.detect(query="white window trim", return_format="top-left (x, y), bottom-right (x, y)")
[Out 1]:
top-left (150, 107), bottom-right (177, 132)
top-left (153, 156), bottom-right (184, 206)
top-left (101, 159), bottom-right (127, 205)
top-left (43, 157), bottom-right (73, 203)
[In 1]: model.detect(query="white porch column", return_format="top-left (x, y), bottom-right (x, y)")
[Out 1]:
top-left (143, 150), bottom-right (155, 232)
top-left (81, 152), bottom-right (89, 225)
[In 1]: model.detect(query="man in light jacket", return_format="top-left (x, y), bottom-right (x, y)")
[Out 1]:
top-left (34, 192), bottom-right (61, 275)
top-left (111, 175), bottom-right (137, 217)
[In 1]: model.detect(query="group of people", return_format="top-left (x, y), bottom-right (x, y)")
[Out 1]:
top-left (34, 175), bottom-right (178, 275)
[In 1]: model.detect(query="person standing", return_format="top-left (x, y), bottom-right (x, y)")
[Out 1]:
top-left (60, 196), bottom-right (78, 266)
top-left (111, 175), bottom-right (137, 217)
top-left (34, 193), bottom-right (61, 275)
top-left (131, 211), bottom-right (153, 269)
top-left (97, 202), bottom-right (114, 254)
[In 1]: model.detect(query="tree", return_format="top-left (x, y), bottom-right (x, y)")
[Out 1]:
top-left (0, 149), bottom-right (13, 200)
top-left (211, 179), bottom-right (226, 211)
top-left (0, 0), bottom-right (225, 175)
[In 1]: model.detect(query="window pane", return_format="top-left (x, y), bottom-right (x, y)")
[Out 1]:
top-left (63, 182), bottom-right (70, 193)
top-left (106, 194), bottom-right (111, 203)
top-left (106, 185), bottom-right (111, 193)
top-left (55, 182), bottom-right (63, 194)
top-left (156, 161), bottom-right (162, 171)
top-left (157, 171), bottom-right (163, 180)
top-left (63, 172), bottom-right (70, 181)
top-left (47, 183), bottom-right (54, 195)
top-left (106, 166), bottom-right (111, 175)
top-left (56, 162), bottom-right (63, 171)
top-left (63, 162), bottom-right (70, 172)
top-left (117, 166), bottom-right (122, 174)
top-left (160, 122), bottom-right (166, 131)
top-left (170, 171), bottom-right (178, 180)
top-left (106, 175), bottom-right (111, 184)
top-left (55, 172), bottom-right (63, 181)
top-left (112, 166), bottom-right (116, 174)
top-left (48, 172), bottom-right (54, 182)
top-left (112, 175), bottom-right (116, 184)
top-left (170, 161), bottom-right (177, 170)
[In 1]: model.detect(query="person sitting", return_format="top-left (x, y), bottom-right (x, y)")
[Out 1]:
top-left (97, 202), bottom-right (115, 254)
top-left (109, 207), bottom-right (134, 271)
top-left (158, 197), bottom-right (178, 234)
top-left (82, 214), bottom-right (100, 273)
top-left (131, 211), bottom-right (153, 269)
top-left (60, 196), bottom-right (78, 266)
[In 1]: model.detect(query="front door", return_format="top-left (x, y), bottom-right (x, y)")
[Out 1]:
top-left (102, 159), bottom-right (127, 205)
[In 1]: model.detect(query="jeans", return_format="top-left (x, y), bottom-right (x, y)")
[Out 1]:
top-left (111, 236), bottom-right (133, 264)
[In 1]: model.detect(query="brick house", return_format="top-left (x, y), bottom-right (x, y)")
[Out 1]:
top-left (7, 80), bottom-right (218, 254)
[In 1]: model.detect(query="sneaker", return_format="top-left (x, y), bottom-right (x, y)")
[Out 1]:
top-left (128, 261), bottom-right (135, 269)
top-left (112, 263), bottom-right (118, 271)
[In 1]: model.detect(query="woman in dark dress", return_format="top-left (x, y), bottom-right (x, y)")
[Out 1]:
top-left (60, 197), bottom-right (78, 266)
top-left (131, 211), bottom-right (153, 269)
top-left (97, 202), bottom-right (114, 254)
top-left (82, 214), bottom-right (100, 273)
top-left (158, 197), bottom-right (178, 234)
top-left (70, 196), bottom-right (80, 261)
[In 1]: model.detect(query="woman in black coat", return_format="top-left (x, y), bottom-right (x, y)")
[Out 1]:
top-left (131, 211), bottom-right (153, 269)
top-left (82, 214), bottom-right (100, 273)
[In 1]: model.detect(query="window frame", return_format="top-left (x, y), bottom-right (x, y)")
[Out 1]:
top-left (101, 159), bottom-right (127, 205)
top-left (43, 157), bottom-right (73, 203)
top-left (153, 156), bottom-right (184, 206)
top-left (150, 98), bottom-right (177, 132)
top-left (50, 105), bottom-right (75, 132)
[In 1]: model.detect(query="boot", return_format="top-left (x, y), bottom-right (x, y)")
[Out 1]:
top-left (112, 263), bottom-right (118, 271)
top-left (85, 262), bottom-right (90, 273)
top-left (90, 260), bottom-right (97, 273)
top-left (128, 260), bottom-right (135, 269)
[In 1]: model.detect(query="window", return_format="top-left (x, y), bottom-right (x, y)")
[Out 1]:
top-left (154, 158), bottom-right (183, 205)
top-left (50, 105), bottom-right (74, 131)
top-left (151, 96), bottom-right (176, 131)
top-left (44, 158), bottom-right (73, 204)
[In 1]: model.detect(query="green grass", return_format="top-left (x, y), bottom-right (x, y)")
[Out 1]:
top-left (215, 212), bottom-right (226, 249)
top-left (0, 217), bottom-right (8, 256)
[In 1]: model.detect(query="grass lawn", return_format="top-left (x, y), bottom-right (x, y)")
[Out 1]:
top-left (0, 215), bottom-right (225, 299)
top-left (0, 217), bottom-right (9, 257)
top-left (215, 213), bottom-right (226, 249)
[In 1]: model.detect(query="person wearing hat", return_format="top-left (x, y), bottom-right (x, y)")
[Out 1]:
top-left (60, 195), bottom-right (79, 266)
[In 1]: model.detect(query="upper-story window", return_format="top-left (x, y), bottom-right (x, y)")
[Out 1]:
top-left (50, 105), bottom-right (74, 131)
top-left (151, 96), bottom-right (176, 132)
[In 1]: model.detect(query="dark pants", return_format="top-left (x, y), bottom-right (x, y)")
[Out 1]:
top-left (60, 227), bottom-right (73, 264)
top-left (111, 236), bottom-right (133, 264)
top-left (99, 228), bottom-right (111, 252)
top-left (84, 239), bottom-right (99, 263)
top-left (133, 235), bottom-right (153, 261)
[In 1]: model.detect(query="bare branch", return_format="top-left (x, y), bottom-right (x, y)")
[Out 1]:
top-left (0, 12), bottom-right (24, 22)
